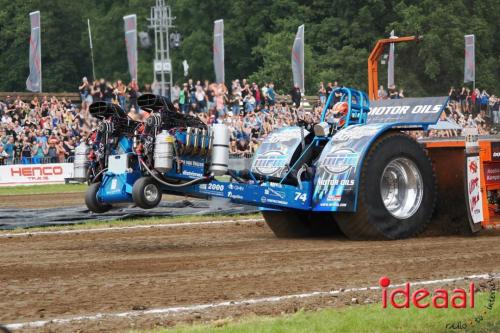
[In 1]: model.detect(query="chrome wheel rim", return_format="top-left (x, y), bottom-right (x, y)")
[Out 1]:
top-left (144, 184), bottom-right (159, 203)
top-left (380, 157), bottom-right (423, 219)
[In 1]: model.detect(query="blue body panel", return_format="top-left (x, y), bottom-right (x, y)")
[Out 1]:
top-left (94, 89), bottom-right (449, 214)
top-left (98, 171), bottom-right (141, 203)
top-left (179, 180), bottom-right (312, 210)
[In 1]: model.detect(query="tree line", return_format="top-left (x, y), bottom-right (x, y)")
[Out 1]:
top-left (0, 0), bottom-right (498, 95)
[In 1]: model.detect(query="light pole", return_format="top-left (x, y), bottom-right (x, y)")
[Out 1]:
top-left (148, 0), bottom-right (175, 98)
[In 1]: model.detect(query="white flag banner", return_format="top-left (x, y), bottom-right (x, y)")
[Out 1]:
top-left (387, 30), bottom-right (395, 88)
top-left (464, 34), bottom-right (475, 83)
top-left (213, 19), bottom-right (225, 84)
top-left (291, 25), bottom-right (305, 92)
top-left (182, 59), bottom-right (189, 77)
top-left (26, 11), bottom-right (42, 92)
top-left (123, 14), bottom-right (138, 81)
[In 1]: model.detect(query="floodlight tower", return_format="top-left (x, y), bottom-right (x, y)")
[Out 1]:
top-left (148, 0), bottom-right (175, 98)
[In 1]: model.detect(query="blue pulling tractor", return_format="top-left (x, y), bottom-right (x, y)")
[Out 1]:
top-left (76, 88), bottom-right (462, 240)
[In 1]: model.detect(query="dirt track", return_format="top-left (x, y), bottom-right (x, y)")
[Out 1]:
top-left (1, 220), bottom-right (499, 332)
top-left (0, 192), bottom-right (85, 208)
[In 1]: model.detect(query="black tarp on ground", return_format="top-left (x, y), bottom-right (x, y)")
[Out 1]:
top-left (0, 199), bottom-right (258, 230)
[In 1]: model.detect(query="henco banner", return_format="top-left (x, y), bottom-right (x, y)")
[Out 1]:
top-left (368, 96), bottom-right (448, 125)
top-left (0, 163), bottom-right (74, 186)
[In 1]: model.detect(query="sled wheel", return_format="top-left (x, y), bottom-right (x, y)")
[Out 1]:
top-left (85, 182), bottom-right (112, 213)
top-left (262, 210), bottom-right (312, 238)
top-left (132, 177), bottom-right (162, 209)
top-left (336, 133), bottom-right (436, 240)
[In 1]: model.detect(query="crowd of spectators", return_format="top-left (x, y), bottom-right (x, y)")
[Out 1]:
top-left (0, 95), bottom-right (87, 165)
top-left (428, 86), bottom-right (499, 138)
top-left (0, 77), bottom-right (498, 166)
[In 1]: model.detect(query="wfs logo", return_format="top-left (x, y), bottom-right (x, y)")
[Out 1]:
top-left (322, 149), bottom-right (359, 174)
top-left (252, 150), bottom-right (287, 176)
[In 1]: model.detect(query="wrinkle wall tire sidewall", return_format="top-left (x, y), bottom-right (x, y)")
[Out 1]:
top-left (363, 135), bottom-right (435, 239)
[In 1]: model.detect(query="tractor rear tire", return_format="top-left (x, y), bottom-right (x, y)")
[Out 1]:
top-left (308, 212), bottom-right (344, 237)
top-left (262, 210), bottom-right (312, 238)
top-left (132, 177), bottom-right (162, 209)
top-left (262, 211), bottom-right (344, 238)
top-left (85, 182), bottom-right (112, 213)
top-left (336, 133), bottom-right (436, 240)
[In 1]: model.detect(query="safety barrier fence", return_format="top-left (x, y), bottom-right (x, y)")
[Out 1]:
top-left (0, 156), bottom-right (74, 166)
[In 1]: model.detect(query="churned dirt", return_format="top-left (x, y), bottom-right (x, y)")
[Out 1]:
top-left (0, 192), bottom-right (85, 209)
top-left (0, 220), bottom-right (499, 332)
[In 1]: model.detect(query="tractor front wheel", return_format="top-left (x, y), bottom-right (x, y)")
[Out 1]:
top-left (132, 177), bottom-right (162, 209)
top-left (85, 182), bottom-right (112, 213)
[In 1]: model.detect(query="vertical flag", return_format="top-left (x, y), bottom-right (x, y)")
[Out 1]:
top-left (387, 30), bottom-right (395, 88)
top-left (26, 11), bottom-right (42, 92)
top-left (291, 25), bottom-right (304, 92)
top-left (182, 60), bottom-right (189, 77)
top-left (213, 19), bottom-right (225, 84)
top-left (123, 14), bottom-right (138, 82)
top-left (464, 34), bottom-right (475, 84)
top-left (87, 19), bottom-right (96, 81)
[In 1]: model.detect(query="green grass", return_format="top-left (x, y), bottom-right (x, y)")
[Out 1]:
top-left (134, 292), bottom-right (499, 333)
top-left (0, 213), bottom-right (263, 234)
top-left (0, 183), bottom-right (87, 196)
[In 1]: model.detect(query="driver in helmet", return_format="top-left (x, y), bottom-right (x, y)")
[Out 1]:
top-left (326, 101), bottom-right (349, 131)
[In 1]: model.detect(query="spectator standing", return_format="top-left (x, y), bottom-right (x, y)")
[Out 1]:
top-left (318, 82), bottom-right (326, 105)
top-left (252, 83), bottom-right (261, 106)
top-left (3, 137), bottom-right (14, 163)
top-left (78, 77), bottom-right (92, 106)
top-left (492, 96), bottom-right (500, 125)
top-left (388, 85), bottom-right (398, 99)
top-left (128, 80), bottom-right (139, 111)
top-left (267, 83), bottom-right (276, 106)
top-left (179, 84), bottom-right (188, 113)
top-left (378, 85), bottom-right (388, 99)
top-left (116, 80), bottom-right (127, 110)
top-left (459, 87), bottom-right (468, 113)
top-left (261, 83), bottom-right (268, 106)
top-left (0, 145), bottom-right (9, 165)
top-left (171, 84), bottom-right (180, 102)
top-left (230, 92), bottom-right (241, 116)
top-left (46, 140), bottom-right (58, 163)
top-left (326, 82), bottom-right (334, 97)
top-left (480, 90), bottom-right (490, 113)
top-left (91, 80), bottom-right (101, 102)
top-left (195, 84), bottom-right (206, 112)
top-left (290, 84), bottom-right (301, 107)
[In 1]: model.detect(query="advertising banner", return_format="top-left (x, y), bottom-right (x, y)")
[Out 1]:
top-left (291, 25), bottom-right (305, 92)
top-left (0, 163), bottom-right (73, 186)
top-left (213, 19), bottom-right (225, 84)
top-left (464, 34), bottom-right (475, 83)
top-left (466, 156), bottom-right (483, 223)
top-left (484, 163), bottom-right (500, 186)
top-left (123, 14), bottom-right (138, 81)
top-left (26, 11), bottom-right (42, 92)
top-left (368, 96), bottom-right (448, 125)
